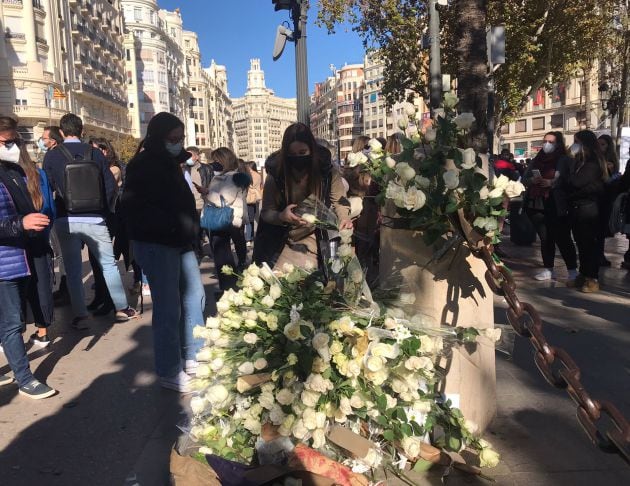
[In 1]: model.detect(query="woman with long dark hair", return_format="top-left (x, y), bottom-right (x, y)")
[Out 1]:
top-left (254, 123), bottom-right (351, 270)
top-left (566, 130), bottom-right (607, 292)
top-left (523, 131), bottom-right (577, 281)
top-left (121, 112), bottom-right (206, 392)
top-left (15, 137), bottom-right (56, 347)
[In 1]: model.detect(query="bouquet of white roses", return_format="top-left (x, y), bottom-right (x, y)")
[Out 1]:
top-left (366, 94), bottom-right (525, 245)
top-left (188, 258), bottom-right (500, 474)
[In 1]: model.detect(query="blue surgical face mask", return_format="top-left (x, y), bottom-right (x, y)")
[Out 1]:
top-left (37, 138), bottom-right (48, 153)
top-left (165, 142), bottom-right (183, 157)
top-left (185, 157), bottom-right (195, 167)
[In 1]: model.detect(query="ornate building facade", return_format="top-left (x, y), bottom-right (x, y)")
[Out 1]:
top-left (232, 59), bottom-right (296, 165)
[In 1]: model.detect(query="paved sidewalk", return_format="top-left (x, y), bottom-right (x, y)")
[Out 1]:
top-left (1, 235), bottom-right (629, 485)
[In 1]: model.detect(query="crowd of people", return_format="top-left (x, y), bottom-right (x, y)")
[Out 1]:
top-left (499, 130), bottom-right (630, 293)
top-left (2, 109), bottom-right (629, 399)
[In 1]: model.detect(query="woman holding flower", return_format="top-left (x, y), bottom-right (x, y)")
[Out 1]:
top-left (253, 123), bottom-right (351, 270)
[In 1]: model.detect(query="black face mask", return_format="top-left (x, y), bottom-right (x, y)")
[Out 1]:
top-left (211, 162), bottom-right (223, 172)
top-left (287, 154), bottom-right (312, 172)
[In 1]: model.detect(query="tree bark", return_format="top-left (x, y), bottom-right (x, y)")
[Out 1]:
top-left (616, 28), bottom-right (630, 148)
top-left (455, 0), bottom-right (488, 153)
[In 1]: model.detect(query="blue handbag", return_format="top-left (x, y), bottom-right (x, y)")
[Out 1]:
top-left (201, 196), bottom-right (234, 232)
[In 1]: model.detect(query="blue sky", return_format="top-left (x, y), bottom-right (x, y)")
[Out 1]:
top-left (158, 0), bottom-right (365, 98)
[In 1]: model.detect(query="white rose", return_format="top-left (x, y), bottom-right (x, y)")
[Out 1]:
top-left (488, 187), bottom-right (504, 199)
top-left (207, 385), bottom-right (229, 407)
top-left (484, 327), bottom-right (502, 342)
top-left (362, 448), bottom-right (383, 468)
top-left (479, 186), bottom-right (490, 200)
top-left (210, 358), bottom-right (224, 372)
top-left (460, 148), bottom-right (477, 169)
top-left (338, 244), bottom-right (353, 258)
top-left (334, 407), bottom-right (348, 423)
top-left (368, 138), bottom-right (383, 153)
top-left (329, 340), bottom-right (343, 355)
top-left (278, 414), bottom-right (296, 436)
top-left (493, 174), bottom-right (510, 190)
top-left (346, 359), bottom-right (362, 378)
top-left (350, 395), bottom-right (364, 409)
top-left (302, 408), bottom-right (320, 430)
top-left (399, 186), bottom-right (426, 211)
top-left (443, 170), bottom-right (460, 190)
top-left (190, 395), bottom-right (206, 415)
top-left (284, 323), bottom-right (303, 341)
top-left (292, 419), bottom-right (309, 439)
top-left (347, 151), bottom-right (368, 168)
top-left (391, 378), bottom-right (409, 394)
top-left (250, 276), bottom-right (264, 292)
top-left (287, 353), bottom-right (298, 365)
top-left (254, 358), bottom-right (268, 370)
top-left (269, 284), bottom-right (282, 300)
top-left (311, 332), bottom-right (330, 350)
top-left (401, 436), bottom-right (423, 459)
top-left (238, 361), bottom-right (255, 375)
top-left (305, 373), bottom-right (334, 393)
top-left (406, 124), bottom-right (419, 137)
top-left (243, 332), bottom-right (258, 344)
top-left (386, 181), bottom-right (406, 206)
top-left (366, 355), bottom-right (385, 372)
top-left (260, 265), bottom-right (275, 282)
top-left (301, 389), bottom-right (321, 408)
top-left (266, 313), bottom-right (279, 331)
top-left (395, 162), bottom-right (416, 182)
top-left (385, 156), bottom-right (396, 169)
top-left (424, 127), bottom-right (437, 142)
top-left (397, 117), bottom-right (409, 130)
top-left (261, 295), bottom-right (275, 308)
top-left (453, 112), bottom-right (475, 130)
top-left (365, 369), bottom-right (388, 385)
top-left (385, 394), bottom-right (397, 409)
top-left (301, 213), bottom-right (317, 224)
top-left (479, 447), bottom-right (501, 468)
top-left (258, 391), bottom-right (276, 410)
top-left (338, 397), bottom-right (353, 416)
top-left (505, 180), bottom-right (525, 198)
top-left (243, 417), bottom-right (261, 434)
top-left (196, 347), bottom-right (212, 362)
top-left (413, 400), bottom-right (433, 413)
top-left (443, 91), bottom-right (459, 109)
top-left (205, 317), bottom-right (220, 329)
top-left (311, 428), bottom-right (326, 449)
top-left (414, 175), bottom-right (431, 189)
top-left (275, 388), bottom-right (295, 406)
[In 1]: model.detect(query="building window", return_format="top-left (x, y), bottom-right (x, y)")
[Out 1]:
top-left (15, 88), bottom-right (28, 106)
top-left (133, 7), bottom-right (142, 21)
top-left (550, 114), bottom-right (564, 129)
top-left (500, 124), bottom-right (509, 134)
top-left (515, 119), bottom-right (527, 133)
top-left (532, 117), bottom-right (545, 130)
top-left (126, 49), bottom-right (131, 61)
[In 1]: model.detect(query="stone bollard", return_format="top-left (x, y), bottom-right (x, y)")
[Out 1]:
top-left (379, 223), bottom-right (497, 432)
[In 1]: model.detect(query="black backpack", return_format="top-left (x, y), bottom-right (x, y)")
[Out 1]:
top-left (58, 144), bottom-right (105, 213)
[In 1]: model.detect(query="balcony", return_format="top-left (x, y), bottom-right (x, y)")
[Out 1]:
top-left (5, 31), bottom-right (26, 41)
top-left (35, 36), bottom-right (47, 47)
top-left (2, 0), bottom-right (23, 7)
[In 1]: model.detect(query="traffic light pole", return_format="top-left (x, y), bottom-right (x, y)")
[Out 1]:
top-left (293, 1), bottom-right (310, 125)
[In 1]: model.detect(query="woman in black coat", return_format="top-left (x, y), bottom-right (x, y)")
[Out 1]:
top-left (566, 130), bottom-right (607, 293)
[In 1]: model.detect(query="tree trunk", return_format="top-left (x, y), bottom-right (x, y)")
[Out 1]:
top-left (616, 28), bottom-right (630, 148)
top-left (584, 63), bottom-right (592, 130)
top-left (455, 0), bottom-right (488, 153)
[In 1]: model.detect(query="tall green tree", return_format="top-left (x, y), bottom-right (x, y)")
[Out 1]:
top-left (318, 0), bottom-right (617, 148)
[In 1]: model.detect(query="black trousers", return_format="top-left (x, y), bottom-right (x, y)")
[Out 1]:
top-left (526, 198), bottom-right (577, 270)
top-left (211, 225), bottom-right (246, 291)
top-left (26, 251), bottom-right (54, 328)
top-left (571, 201), bottom-right (600, 279)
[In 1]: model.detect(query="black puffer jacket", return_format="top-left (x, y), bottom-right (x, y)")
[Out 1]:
top-left (121, 148), bottom-right (199, 249)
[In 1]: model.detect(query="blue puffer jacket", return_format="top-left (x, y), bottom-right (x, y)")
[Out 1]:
top-left (0, 176), bottom-right (29, 280)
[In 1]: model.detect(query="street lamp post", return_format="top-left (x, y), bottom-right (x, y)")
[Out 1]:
top-left (599, 82), bottom-right (621, 143)
top-left (272, 0), bottom-right (310, 125)
top-left (428, 0), bottom-right (442, 112)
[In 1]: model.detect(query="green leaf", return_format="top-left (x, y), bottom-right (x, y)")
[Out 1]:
top-left (376, 394), bottom-right (387, 412)
top-left (447, 435), bottom-right (462, 452)
top-left (400, 423), bottom-right (413, 436)
top-left (413, 459), bottom-right (434, 472)
top-left (376, 415), bottom-right (389, 427)
top-left (383, 429), bottom-right (395, 441)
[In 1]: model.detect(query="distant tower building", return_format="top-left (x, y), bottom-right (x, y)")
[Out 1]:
top-left (232, 59), bottom-right (296, 165)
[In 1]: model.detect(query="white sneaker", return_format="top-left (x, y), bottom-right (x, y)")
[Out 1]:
top-left (159, 371), bottom-right (191, 393)
top-left (534, 268), bottom-right (555, 281)
top-left (567, 269), bottom-right (579, 280)
top-left (184, 359), bottom-right (198, 376)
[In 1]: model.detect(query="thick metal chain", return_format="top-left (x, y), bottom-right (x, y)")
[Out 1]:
top-left (474, 245), bottom-right (630, 464)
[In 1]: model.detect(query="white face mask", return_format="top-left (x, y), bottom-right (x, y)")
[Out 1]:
top-left (185, 157), bottom-right (195, 167)
top-left (165, 142), bottom-right (183, 157)
top-left (0, 143), bottom-right (21, 163)
top-left (569, 143), bottom-right (582, 157)
top-left (542, 142), bottom-right (555, 154)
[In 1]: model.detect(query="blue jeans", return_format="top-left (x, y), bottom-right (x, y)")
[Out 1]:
top-left (0, 278), bottom-right (35, 387)
top-left (132, 242), bottom-right (206, 378)
top-left (54, 219), bottom-right (129, 317)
